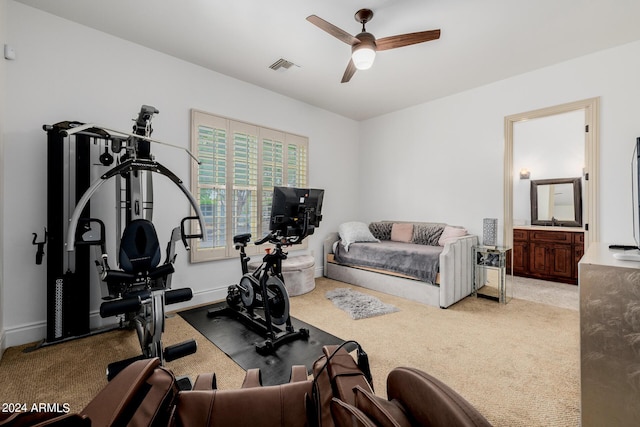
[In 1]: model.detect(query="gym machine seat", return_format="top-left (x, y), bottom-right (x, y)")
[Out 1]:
top-left (101, 219), bottom-right (174, 298)
top-left (98, 219), bottom-right (197, 377)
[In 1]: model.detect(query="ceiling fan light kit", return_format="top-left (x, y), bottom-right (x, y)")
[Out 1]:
top-left (306, 8), bottom-right (441, 83)
top-left (352, 36), bottom-right (376, 70)
top-left (352, 46), bottom-right (375, 70)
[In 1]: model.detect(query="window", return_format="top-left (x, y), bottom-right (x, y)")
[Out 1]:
top-left (190, 110), bottom-right (309, 261)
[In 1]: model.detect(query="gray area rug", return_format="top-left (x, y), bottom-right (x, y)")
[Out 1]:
top-left (326, 287), bottom-right (399, 319)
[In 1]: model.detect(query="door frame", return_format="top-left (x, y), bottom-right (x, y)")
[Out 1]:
top-left (503, 97), bottom-right (600, 250)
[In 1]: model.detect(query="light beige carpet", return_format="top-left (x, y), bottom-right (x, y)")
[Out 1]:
top-left (0, 277), bottom-right (579, 426)
top-left (511, 276), bottom-right (579, 311)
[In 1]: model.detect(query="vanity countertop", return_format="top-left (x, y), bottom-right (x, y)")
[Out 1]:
top-left (514, 225), bottom-right (585, 233)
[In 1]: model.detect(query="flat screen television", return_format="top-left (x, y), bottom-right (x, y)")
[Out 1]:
top-left (269, 186), bottom-right (324, 241)
top-left (613, 137), bottom-right (640, 261)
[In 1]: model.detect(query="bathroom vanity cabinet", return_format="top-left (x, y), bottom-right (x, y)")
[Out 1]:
top-left (513, 226), bottom-right (584, 284)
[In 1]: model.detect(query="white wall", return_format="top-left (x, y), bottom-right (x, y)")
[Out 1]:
top-left (360, 39), bottom-right (640, 247)
top-left (1, 2), bottom-right (360, 347)
top-left (5, 1), bottom-right (640, 350)
top-left (0, 0), bottom-right (8, 357)
top-left (513, 110), bottom-right (585, 225)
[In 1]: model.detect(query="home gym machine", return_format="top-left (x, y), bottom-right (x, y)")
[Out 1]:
top-left (36, 105), bottom-right (205, 376)
top-left (208, 186), bottom-right (324, 355)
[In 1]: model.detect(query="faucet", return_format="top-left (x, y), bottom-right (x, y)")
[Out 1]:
top-left (551, 216), bottom-right (559, 226)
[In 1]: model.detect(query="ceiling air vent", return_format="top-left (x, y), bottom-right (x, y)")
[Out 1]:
top-left (269, 58), bottom-right (298, 71)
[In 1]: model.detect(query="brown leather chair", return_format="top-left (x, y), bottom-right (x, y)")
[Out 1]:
top-left (0, 358), bottom-right (177, 427)
top-left (84, 358), bottom-right (311, 427)
top-left (171, 365), bottom-right (312, 427)
top-left (330, 366), bottom-right (493, 427)
top-left (1, 358), bottom-right (311, 427)
top-left (2, 348), bottom-right (490, 427)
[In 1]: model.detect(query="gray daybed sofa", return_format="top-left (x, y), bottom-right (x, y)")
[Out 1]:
top-left (323, 221), bottom-right (478, 308)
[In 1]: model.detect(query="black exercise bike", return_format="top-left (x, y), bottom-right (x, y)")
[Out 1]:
top-left (209, 230), bottom-right (309, 354)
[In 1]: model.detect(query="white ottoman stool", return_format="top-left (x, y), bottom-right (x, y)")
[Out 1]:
top-left (248, 254), bottom-right (316, 296)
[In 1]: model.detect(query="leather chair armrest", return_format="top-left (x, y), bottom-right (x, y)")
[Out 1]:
top-left (192, 372), bottom-right (217, 390)
top-left (331, 398), bottom-right (377, 427)
top-left (241, 368), bottom-right (263, 388)
top-left (387, 367), bottom-right (492, 427)
top-left (241, 365), bottom-right (306, 389)
top-left (290, 365), bottom-right (308, 383)
top-left (81, 358), bottom-right (176, 427)
top-left (323, 346), bottom-right (373, 406)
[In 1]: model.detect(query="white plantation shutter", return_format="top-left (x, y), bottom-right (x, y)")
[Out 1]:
top-left (191, 110), bottom-right (309, 261)
top-left (287, 134), bottom-right (308, 188)
top-left (261, 128), bottom-right (285, 238)
top-left (191, 112), bottom-right (228, 260)
top-left (231, 122), bottom-right (258, 241)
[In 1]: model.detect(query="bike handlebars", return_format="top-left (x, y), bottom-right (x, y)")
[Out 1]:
top-left (243, 227), bottom-right (308, 248)
top-left (254, 233), bottom-right (274, 246)
top-left (254, 232), bottom-right (299, 246)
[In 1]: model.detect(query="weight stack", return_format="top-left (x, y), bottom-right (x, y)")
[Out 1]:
top-left (46, 127), bottom-right (91, 341)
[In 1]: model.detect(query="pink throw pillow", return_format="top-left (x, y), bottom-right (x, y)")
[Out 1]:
top-left (391, 223), bottom-right (414, 243)
top-left (438, 226), bottom-right (467, 246)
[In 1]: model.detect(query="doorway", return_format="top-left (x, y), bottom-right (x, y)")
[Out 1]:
top-left (503, 97), bottom-right (600, 250)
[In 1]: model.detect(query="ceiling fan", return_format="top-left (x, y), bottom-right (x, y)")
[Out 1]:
top-left (307, 8), bottom-right (441, 83)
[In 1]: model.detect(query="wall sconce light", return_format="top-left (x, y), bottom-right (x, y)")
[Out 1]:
top-left (519, 169), bottom-right (530, 179)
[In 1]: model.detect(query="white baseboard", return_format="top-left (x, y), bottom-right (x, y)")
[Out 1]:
top-left (0, 329), bottom-right (5, 361)
top-left (3, 320), bottom-right (47, 349)
top-left (3, 287), bottom-right (230, 349)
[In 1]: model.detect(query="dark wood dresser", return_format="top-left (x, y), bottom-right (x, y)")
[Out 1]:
top-left (513, 226), bottom-right (584, 285)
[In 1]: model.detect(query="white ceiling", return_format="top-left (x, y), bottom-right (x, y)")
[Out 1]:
top-left (14, 0), bottom-right (640, 121)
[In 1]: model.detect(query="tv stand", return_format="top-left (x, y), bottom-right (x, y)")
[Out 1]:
top-left (580, 243), bottom-right (640, 425)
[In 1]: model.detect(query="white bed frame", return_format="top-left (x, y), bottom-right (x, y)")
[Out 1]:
top-left (323, 232), bottom-right (478, 308)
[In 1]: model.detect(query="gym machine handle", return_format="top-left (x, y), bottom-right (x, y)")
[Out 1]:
top-left (74, 218), bottom-right (106, 249)
top-left (165, 288), bottom-right (193, 305)
top-left (66, 159), bottom-right (207, 251)
top-left (180, 216), bottom-right (204, 251)
top-left (148, 263), bottom-right (175, 280)
top-left (32, 228), bottom-right (47, 265)
top-left (100, 296), bottom-right (142, 318)
top-left (164, 339), bottom-right (197, 363)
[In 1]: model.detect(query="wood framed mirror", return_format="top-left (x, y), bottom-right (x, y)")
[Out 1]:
top-left (530, 177), bottom-right (582, 227)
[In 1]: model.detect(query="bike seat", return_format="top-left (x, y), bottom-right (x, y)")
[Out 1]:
top-left (233, 233), bottom-right (252, 245)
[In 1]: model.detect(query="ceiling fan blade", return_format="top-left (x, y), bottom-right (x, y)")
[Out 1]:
top-left (376, 29), bottom-right (441, 51)
top-left (341, 59), bottom-right (357, 83)
top-left (307, 15), bottom-right (360, 45)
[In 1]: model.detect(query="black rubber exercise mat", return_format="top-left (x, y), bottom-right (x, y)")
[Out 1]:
top-left (179, 302), bottom-right (345, 385)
